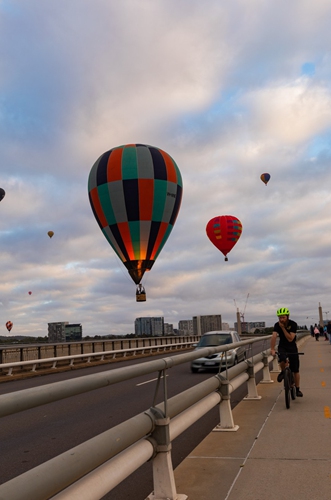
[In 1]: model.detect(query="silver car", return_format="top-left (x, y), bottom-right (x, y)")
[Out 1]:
top-left (190, 330), bottom-right (246, 373)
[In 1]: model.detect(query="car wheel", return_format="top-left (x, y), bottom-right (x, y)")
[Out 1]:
top-left (191, 367), bottom-right (199, 373)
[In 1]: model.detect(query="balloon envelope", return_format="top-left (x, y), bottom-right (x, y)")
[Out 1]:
top-left (6, 321), bottom-right (13, 332)
top-left (260, 173), bottom-right (270, 185)
top-left (88, 144), bottom-right (183, 284)
top-left (0, 188), bottom-right (5, 201)
top-left (28, 291), bottom-right (32, 295)
top-left (206, 215), bottom-right (242, 259)
top-left (47, 231), bottom-right (54, 238)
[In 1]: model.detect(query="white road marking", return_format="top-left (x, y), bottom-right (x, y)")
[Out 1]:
top-left (136, 375), bottom-right (169, 386)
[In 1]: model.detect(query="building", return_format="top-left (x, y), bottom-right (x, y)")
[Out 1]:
top-left (48, 322), bottom-right (82, 342)
top-left (164, 323), bottom-right (174, 336)
top-left (222, 322), bottom-right (230, 330)
top-left (234, 321), bottom-right (266, 333)
top-left (178, 320), bottom-right (193, 336)
top-left (192, 315), bottom-right (222, 336)
top-left (65, 323), bottom-right (83, 341)
top-left (134, 317), bottom-right (164, 337)
top-left (48, 322), bottom-right (68, 342)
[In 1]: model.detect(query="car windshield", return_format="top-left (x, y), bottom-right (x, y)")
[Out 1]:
top-left (198, 334), bottom-right (232, 347)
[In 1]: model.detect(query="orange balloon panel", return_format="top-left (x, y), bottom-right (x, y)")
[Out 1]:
top-left (206, 215), bottom-right (242, 259)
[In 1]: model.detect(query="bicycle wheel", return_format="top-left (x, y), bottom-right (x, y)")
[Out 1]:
top-left (284, 369), bottom-right (291, 409)
top-left (290, 372), bottom-right (296, 400)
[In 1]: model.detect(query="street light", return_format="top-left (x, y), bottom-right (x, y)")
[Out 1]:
top-left (323, 311), bottom-right (329, 321)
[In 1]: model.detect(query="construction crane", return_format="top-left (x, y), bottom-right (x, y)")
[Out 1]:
top-left (234, 293), bottom-right (250, 332)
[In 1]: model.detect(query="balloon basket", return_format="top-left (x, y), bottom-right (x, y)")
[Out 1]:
top-left (136, 285), bottom-right (146, 302)
top-left (136, 292), bottom-right (146, 302)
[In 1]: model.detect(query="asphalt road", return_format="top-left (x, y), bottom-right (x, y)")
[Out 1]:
top-left (0, 342), bottom-right (266, 499)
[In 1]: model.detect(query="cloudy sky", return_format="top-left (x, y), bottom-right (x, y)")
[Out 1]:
top-left (1, 0), bottom-right (331, 337)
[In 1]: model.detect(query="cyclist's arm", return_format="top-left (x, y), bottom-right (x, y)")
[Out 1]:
top-left (271, 331), bottom-right (277, 355)
top-left (281, 325), bottom-right (296, 342)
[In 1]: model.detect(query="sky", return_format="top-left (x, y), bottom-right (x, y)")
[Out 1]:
top-left (1, 0), bottom-right (331, 337)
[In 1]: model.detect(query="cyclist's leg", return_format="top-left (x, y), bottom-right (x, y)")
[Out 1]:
top-left (277, 351), bottom-right (287, 382)
top-left (293, 371), bottom-right (300, 387)
top-left (289, 353), bottom-right (303, 396)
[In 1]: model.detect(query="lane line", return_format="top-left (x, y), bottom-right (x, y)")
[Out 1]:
top-left (324, 406), bottom-right (330, 419)
top-left (321, 381), bottom-right (326, 387)
top-left (136, 375), bottom-right (169, 386)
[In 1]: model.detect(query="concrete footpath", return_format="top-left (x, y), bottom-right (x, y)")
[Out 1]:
top-left (174, 336), bottom-right (331, 500)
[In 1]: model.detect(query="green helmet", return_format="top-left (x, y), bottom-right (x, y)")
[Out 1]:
top-left (277, 307), bottom-right (290, 317)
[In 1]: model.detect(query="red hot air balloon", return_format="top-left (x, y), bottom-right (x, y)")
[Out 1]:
top-left (88, 144), bottom-right (183, 298)
top-left (28, 291), bottom-right (32, 295)
top-left (260, 173), bottom-right (270, 185)
top-left (206, 215), bottom-right (242, 261)
top-left (6, 321), bottom-right (13, 332)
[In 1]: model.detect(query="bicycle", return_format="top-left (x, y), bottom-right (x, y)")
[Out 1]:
top-left (275, 351), bottom-right (304, 409)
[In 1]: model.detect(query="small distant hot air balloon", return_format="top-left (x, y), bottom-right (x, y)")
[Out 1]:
top-left (260, 173), bottom-right (270, 186)
top-left (88, 144), bottom-right (183, 301)
top-left (28, 291), bottom-right (32, 295)
top-left (6, 321), bottom-right (13, 332)
top-left (0, 188), bottom-right (5, 202)
top-left (47, 231), bottom-right (54, 238)
top-left (206, 215), bottom-right (242, 261)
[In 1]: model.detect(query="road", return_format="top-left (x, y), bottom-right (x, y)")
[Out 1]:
top-left (0, 341), bottom-right (266, 499)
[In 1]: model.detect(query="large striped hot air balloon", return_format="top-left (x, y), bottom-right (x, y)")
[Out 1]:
top-left (88, 144), bottom-right (183, 294)
top-left (206, 215), bottom-right (242, 261)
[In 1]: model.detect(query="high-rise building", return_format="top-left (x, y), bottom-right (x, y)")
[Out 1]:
top-left (135, 317), bottom-right (164, 337)
top-left (164, 323), bottom-right (174, 335)
top-left (48, 322), bottom-right (83, 342)
top-left (178, 320), bottom-right (193, 336)
top-left (48, 322), bottom-right (68, 342)
top-left (192, 315), bottom-right (222, 336)
top-left (234, 321), bottom-right (265, 333)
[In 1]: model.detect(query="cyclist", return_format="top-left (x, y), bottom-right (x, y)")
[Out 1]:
top-left (270, 307), bottom-right (303, 397)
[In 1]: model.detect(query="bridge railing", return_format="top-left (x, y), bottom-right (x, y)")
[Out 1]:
top-left (0, 340), bottom-right (196, 376)
top-left (0, 332), bottom-right (309, 500)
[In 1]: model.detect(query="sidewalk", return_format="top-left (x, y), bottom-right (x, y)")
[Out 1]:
top-left (174, 336), bottom-right (331, 500)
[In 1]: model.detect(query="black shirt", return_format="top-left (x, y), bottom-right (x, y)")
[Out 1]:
top-left (273, 319), bottom-right (298, 352)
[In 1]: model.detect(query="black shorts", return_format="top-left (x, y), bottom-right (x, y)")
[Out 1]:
top-left (278, 349), bottom-right (300, 373)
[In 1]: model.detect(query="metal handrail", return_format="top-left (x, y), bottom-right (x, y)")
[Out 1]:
top-left (0, 340), bottom-right (196, 376)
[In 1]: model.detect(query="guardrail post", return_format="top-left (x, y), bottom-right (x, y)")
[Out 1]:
top-left (146, 408), bottom-right (187, 500)
top-left (213, 376), bottom-right (239, 432)
top-left (260, 352), bottom-right (273, 384)
top-left (244, 361), bottom-right (262, 400)
top-left (270, 355), bottom-right (280, 373)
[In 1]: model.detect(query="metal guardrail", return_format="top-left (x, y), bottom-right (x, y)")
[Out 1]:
top-left (0, 340), bottom-right (196, 377)
top-left (0, 332), bottom-right (310, 500)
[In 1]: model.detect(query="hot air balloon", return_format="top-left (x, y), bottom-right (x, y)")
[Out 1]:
top-left (0, 188), bottom-right (5, 201)
top-left (260, 173), bottom-right (270, 185)
top-left (28, 291), bottom-right (32, 295)
top-left (206, 215), bottom-right (242, 261)
top-left (47, 231), bottom-right (54, 238)
top-left (6, 321), bottom-right (13, 332)
top-left (88, 144), bottom-right (183, 301)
